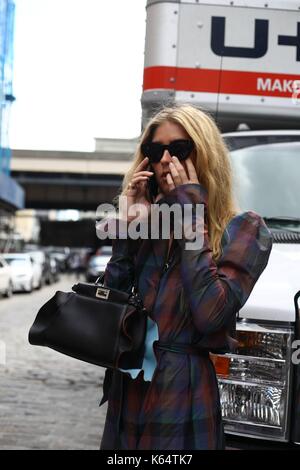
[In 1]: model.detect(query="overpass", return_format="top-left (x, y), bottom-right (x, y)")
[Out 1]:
top-left (10, 138), bottom-right (137, 210)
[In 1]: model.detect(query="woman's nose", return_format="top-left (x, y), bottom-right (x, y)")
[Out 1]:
top-left (160, 149), bottom-right (172, 163)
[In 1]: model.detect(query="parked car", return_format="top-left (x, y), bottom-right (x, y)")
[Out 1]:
top-left (0, 256), bottom-right (13, 298)
top-left (23, 250), bottom-right (45, 289)
top-left (24, 246), bottom-right (62, 286)
top-left (3, 253), bottom-right (37, 293)
top-left (86, 252), bottom-right (111, 283)
top-left (39, 252), bottom-right (59, 285)
top-left (96, 245), bottom-right (112, 257)
top-left (44, 247), bottom-right (70, 273)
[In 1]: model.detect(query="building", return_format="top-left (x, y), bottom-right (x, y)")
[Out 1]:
top-left (0, 0), bottom-right (24, 252)
top-left (10, 137), bottom-right (138, 248)
top-left (11, 137), bottom-right (138, 211)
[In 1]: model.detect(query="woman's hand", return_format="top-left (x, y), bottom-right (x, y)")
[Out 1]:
top-left (123, 157), bottom-right (154, 221)
top-left (166, 156), bottom-right (199, 191)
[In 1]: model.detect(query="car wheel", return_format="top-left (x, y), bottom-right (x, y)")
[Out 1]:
top-left (4, 281), bottom-right (13, 298)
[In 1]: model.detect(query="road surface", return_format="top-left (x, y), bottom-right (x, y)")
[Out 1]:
top-left (0, 274), bottom-right (107, 450)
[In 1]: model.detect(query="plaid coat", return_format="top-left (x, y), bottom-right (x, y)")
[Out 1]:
top-left (99, 183), bottom-right (273, 450)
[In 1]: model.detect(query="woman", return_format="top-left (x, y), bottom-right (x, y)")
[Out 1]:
top-left (98, 104), bottom-right (273, 450)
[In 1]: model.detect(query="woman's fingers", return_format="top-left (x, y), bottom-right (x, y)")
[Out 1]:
top-left (132, 173), bottom-right (152, 183)
top-left (126, 168), bottom-right (153, 189)
top-left (129, 170), bottom-right (153, 188)
top-left (166, 172), bottom-right (175, 191)
top-left (136, 156), bottom-right (150, 172)
top-left (168, 161), bottom-right (181, 186)
top-left (126, 158), bottom-right (153, 194)
top-left (154, 191), bottom-right (164, 203)
top-left (185, 157), bottom-right (199, 183)
top-left (133, 170), bottom-right (153, 178)
top-left (169, 156), bottom-right (189, 185)
top-left (126, 173), bottom-right (151, 196)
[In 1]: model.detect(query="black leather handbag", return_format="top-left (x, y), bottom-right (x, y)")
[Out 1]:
top-left (28, 273), bottom-right (148, 370)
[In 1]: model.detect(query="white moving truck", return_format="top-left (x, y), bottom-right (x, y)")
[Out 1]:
top-left (142, 0), bottom-right (300, 444)
top-left (142, 0), bottom-right (300, 131)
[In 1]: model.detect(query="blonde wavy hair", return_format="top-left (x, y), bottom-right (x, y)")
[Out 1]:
top-left (120, 104), bottom-right (239, 261)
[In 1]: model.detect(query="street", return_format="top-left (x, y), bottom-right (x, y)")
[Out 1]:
top-left (0, 274), bottom-right (107, 450)
top-left (1, 274), bottom-right (299, 452)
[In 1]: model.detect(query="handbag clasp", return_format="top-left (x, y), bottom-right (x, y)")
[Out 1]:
top-left (95, 287), bottom-right (110, 299)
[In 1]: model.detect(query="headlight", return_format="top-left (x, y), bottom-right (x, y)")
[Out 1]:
top-left (219, 382), bottom-right (284, 427)
top-left (211, 321), bottom-right (293, 441)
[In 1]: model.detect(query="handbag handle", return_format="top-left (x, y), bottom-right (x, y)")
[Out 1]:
top-left (94, 271), bottom-right (144, 313)
top-left (95, 262), bottom-right (141, 295)
top-left (95, 238), bottom-right (147, 294)
top-left (95, 272), bottom-right (105, 286)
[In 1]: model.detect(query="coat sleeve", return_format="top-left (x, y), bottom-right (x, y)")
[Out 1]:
top-left (164, 183), bottom-right (273, 337)
top-left (96, 217), bottom-right (146, 408)
top-left (96, 216), bottom-right (141, 294)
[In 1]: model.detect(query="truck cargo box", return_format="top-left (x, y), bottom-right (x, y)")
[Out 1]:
top-left (142, 0), bottom-right (300, 131)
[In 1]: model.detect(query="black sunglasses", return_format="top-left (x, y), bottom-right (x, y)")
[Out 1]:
top-left (141, 139), bottom-right (194, 163)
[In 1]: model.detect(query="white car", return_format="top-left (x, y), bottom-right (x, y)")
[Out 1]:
top-left (0, 256), bottom-right (13, 298)
top-left (3, 253), bottom-right (36, 293)
top-left (86, 253), bottom-right (112, 283)
top-left (24, 250), bottom-right (45, 289)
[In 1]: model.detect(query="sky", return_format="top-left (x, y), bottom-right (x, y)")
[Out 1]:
top-left (10, 0), bottom-right (147, 151)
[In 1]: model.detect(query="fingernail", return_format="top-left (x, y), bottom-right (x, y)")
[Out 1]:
top-left (169, 161), bottom-right (174, 166)
top-left (172, 156), bottom-right (177, 160)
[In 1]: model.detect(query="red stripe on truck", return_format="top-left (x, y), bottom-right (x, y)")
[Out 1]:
top-left (143, 66), bottom-right (300, 98)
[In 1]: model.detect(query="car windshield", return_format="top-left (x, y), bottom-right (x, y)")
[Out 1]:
top-left (230, 142), bottom-right (300, 230)
top-left (224, 133), bottom-right (300, 151)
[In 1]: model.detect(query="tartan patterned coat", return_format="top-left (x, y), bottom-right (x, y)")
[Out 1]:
top-left (99, 183), bottom-right (273, 450)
